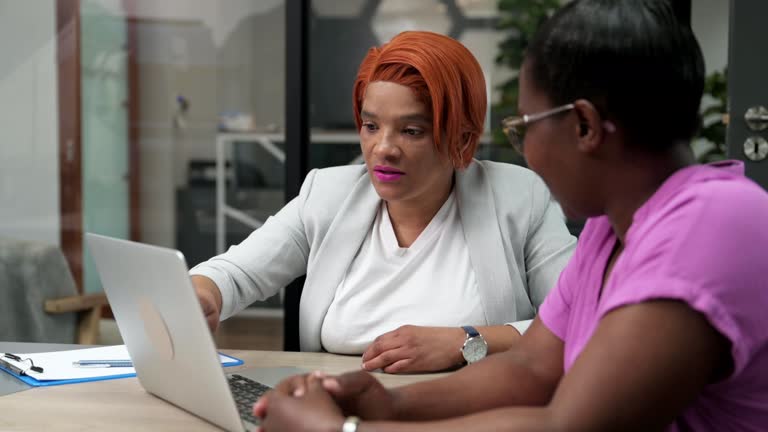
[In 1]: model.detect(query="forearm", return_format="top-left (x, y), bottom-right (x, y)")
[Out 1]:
top-left (360, 406), bottom-right (555, 432)
top-left (475, 325), bottom-right (522, 355)
top-left (390, 348), bottom-right (557, 421)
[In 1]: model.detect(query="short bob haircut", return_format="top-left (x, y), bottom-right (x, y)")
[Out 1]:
top-left (353, 31), bottom-right (487, 169)
top-left (525, 0), bottom-right (705, 151)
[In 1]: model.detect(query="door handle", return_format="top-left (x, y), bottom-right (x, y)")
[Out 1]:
top-left (744, 136), bottom-right (768, 162)
top-left (745, 106), bottom-right (768, 131)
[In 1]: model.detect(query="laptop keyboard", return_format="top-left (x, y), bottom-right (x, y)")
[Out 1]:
top-left (227, 374), bottom-right (271, 424)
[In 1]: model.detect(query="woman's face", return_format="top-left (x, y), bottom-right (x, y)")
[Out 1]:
top-left (359, 81), bottom-right (454, 206)
top-left (518, 63), bottom-right (585, 218)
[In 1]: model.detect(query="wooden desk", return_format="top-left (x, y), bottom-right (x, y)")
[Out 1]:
top-left (0, 348), bottom-right (445, 431)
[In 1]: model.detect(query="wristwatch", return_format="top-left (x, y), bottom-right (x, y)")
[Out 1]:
top-left (460, 326), bottom-right (488, 365)
top-left (342, 416), bottom-right (361, 432)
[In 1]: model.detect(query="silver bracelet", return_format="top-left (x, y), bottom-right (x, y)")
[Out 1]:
top-left (342, 416), bottom-right (361, 432)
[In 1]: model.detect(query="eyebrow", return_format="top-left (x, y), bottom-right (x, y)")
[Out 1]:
top-left (360, 110), bottom-right (431, 123)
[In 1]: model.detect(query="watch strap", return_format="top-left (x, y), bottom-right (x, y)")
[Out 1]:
top-left (462, 325), bottom-right (480, 338)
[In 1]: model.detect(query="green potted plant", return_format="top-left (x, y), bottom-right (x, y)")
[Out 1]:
top-left (493, 0), bottom-right (561, 165)
top-left (695, 68), bottom-right (728, 163)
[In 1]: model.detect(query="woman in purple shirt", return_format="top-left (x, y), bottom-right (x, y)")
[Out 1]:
top-left (253, 1), bottom-right (768, 430)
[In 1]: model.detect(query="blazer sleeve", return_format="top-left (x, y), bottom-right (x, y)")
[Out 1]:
top-left (189, 169), bottom-right (317, 320)
top-left (523, 175), bottom-right (576, 312)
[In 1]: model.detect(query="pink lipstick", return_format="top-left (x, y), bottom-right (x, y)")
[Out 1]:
top-left (373, 165), bottom-right (405, 182)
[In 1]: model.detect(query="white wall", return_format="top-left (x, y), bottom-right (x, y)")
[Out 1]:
top-left (0, 1), bottom-right (60, 246)
top-left (692, 0), bottom-right (729, 74)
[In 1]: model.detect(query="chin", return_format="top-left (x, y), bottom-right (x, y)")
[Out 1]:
top-left (562, 202), bottom-right (604, 222)
top-left (563, 208), bottom-right (588, 226)
top-left (556, 199), bottom-right (581, 220)
top-left (370, 182), bottom-right (400, 202)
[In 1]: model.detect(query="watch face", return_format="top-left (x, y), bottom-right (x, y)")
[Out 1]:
top-left (462, 337), bottom-right (488, 364)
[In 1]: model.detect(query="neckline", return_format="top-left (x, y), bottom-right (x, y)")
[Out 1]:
top-left (381, 191), bottom-right (456, 257)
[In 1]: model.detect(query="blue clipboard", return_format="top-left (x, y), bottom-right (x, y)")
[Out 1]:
top-left (0, 353), bottom-right (244, 387)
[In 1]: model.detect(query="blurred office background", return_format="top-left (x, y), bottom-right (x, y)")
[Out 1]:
top-left (0, 0), bottom-right (745, 348)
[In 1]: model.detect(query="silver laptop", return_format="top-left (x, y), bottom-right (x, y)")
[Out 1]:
top-left (86, 233), bottom-right (303, 431)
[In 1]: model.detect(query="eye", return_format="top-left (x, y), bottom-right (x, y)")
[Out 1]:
top-left (403, 128), bottom-right (423, 137)
top-left (362, 122), bottom-right (377, 133)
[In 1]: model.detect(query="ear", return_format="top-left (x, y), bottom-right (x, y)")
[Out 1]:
top-left (572, 99), bottom-right (605, 154)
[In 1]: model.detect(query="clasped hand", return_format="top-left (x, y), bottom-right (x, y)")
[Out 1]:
top-left (254, 370), bottom-right (395, 432)
top-left (254, 326), bottom-right (465, 430)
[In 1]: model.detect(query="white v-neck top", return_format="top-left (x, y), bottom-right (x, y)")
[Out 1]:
top-left (321, 191), bottom-right (486, 354)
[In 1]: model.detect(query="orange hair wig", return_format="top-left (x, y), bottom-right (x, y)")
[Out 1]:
top-left (352, 31), bottom-right (487, 169)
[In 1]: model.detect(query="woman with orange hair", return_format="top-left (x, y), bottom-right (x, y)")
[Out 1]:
top-left (191, 31), bottom-right (574, 373)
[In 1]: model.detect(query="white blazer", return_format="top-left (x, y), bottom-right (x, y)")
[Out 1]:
top-left (190, 160), bottom-right (575, 351)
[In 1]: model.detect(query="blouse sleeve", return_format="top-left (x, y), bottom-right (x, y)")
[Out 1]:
top-left (189, 169), bottom-right (317, 320)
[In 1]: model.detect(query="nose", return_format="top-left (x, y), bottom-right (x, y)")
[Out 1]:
top-left (372, 129), bottom-right (401, 160)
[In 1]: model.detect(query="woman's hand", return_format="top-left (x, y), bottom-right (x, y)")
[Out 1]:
top-left (323, 370), bottom-right (399, 420)
top-left (255, 376), bottom-right (345, 432)
top-left (256, 370), bottom-right (398, 421)
top-left (257, 370), bottom-right (328, 401)
top-left (191, 275), bottom-right (223, 332)
top-left (362, 325), bottom-right (465, 373)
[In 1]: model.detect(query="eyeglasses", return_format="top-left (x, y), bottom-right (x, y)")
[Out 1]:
top-left (501, 103), bottom-right (575, 154)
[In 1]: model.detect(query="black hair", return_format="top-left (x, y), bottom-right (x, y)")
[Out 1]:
top-left (525, 0), bottom-right (705, 151)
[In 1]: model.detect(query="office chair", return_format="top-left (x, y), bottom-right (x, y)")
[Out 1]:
top-left (282, 276), bottom-right (305, 352)
top-left (0, 237), bottom-right (107, 344)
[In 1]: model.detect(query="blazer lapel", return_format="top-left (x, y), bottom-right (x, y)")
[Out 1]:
top-left (456, 161), bottom-right (515, 325)
top-left (299, 175), bottom-right (380, 351)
